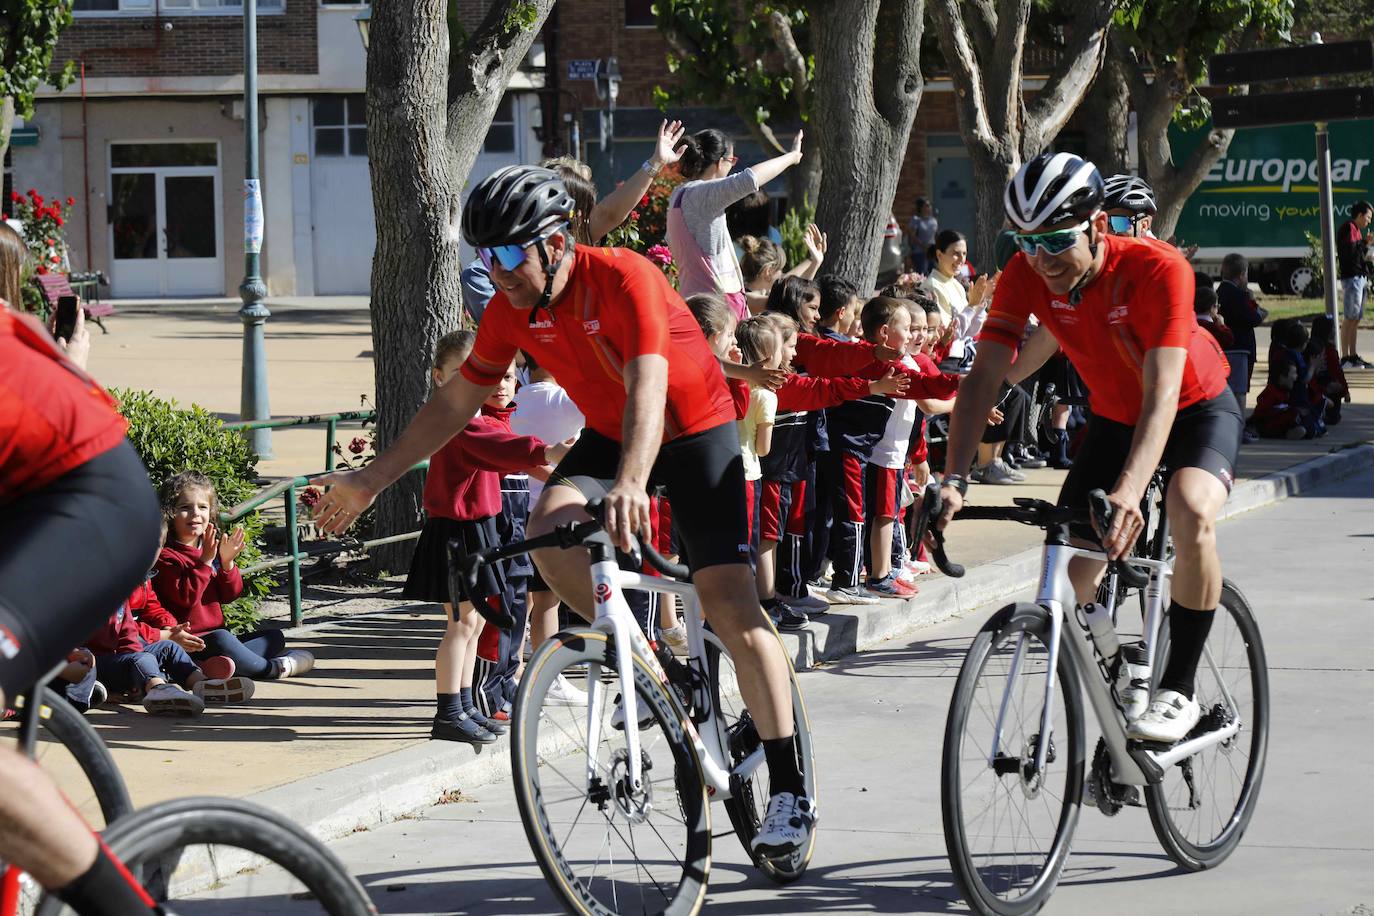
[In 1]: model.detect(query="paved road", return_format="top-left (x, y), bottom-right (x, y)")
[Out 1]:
top-left (208, 465), bottom-right (1374, 914)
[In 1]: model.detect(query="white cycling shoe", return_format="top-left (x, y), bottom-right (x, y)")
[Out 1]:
top-left (750, 792), bottom-right (816, 859)
top-left (1128, 689), bottom-right (1200, 744)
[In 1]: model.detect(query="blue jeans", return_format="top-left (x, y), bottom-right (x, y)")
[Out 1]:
top-left (96, 640), bottom-right (200, 693)
top-left (192, 628), bottom-right (286, 680)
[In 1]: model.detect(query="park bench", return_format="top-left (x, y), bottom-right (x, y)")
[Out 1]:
top-left (35, 271), bottom-right (116, 333)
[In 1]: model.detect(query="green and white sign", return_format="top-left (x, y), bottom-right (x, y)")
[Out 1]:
top-left (1172, 120), bottom-right (1374, 256)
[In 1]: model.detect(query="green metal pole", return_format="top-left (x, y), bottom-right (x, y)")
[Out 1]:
top-left (239, 0), bottom-right (273, 459)
top-left (326, 417), bottom-right (337, 471)
top-left (285, 484), bottom-right (302, 627)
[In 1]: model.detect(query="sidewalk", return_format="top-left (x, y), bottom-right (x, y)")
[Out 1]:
top-left (52, 299), bottom-right (1374, 835)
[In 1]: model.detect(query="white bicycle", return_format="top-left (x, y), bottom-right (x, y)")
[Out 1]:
top-left (452, 489), bottom-right (817, 916)
top-left (915, 484), bottom-right (1269, 915)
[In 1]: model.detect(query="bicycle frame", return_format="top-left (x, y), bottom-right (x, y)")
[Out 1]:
top-left (989, 542), bottom-right (1242, 787)
top-left (582, 555), bottom-right (758, 801)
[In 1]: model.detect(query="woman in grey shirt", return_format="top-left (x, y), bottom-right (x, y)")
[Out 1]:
top-left (667, 129), bottom-right (806, 320)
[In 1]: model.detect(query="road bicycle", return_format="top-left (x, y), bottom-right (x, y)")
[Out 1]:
top-left (454, 488), bottom-right (817, 916)
top-left (1, 665), bottom-right (377, 915)
top-left (914, 483), bottom-right (1268, 916)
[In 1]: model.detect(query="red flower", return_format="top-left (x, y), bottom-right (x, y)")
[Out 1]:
top-left (640, 195), bottom-right (650, 207)
top-left (36, 265), bottom-right (48, 275)
top-left (26, 189), bottom-right (36, 198)
top-left (348, 437), bottom-right (368, 455)
top-left (299, 486), bottom-right (322, 508)
top-left (53, 216), bottom-right (64, 227)
top-left (50, 254), bottom-right (61, 263)
top-left (66, 197), bottom-right (75, 206)
top-left (32, 194), bottom-right (43, 207)
top-left (8, 192), bottom-right (20, 204)
top-left (46, 238), bottom-right (56, 246)
top-left (629, 210), bottom-right (641, 221)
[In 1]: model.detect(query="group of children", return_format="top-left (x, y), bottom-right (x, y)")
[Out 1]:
top-left (54, 471), bottom-right (315, 717)
top-left (1249, 315), bottom-right (1350, 440)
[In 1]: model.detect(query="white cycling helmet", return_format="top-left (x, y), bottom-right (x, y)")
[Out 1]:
top-left (1004, 152), bottom-right (1105, 232)
top-left (1103, 174), bottom-right (1158, 215)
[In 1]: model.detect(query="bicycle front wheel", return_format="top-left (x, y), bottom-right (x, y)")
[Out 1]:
top-left (942, 603), bottom-right (1085, 916)
top-left (35, 797), bottom-right (375, 915)
top-left (512, 628), bottom-right (711, 916)
top-left (12, 688), bottom-right (133, 830)
top-left (1145, 580), bottom-right (1269, 870)
top-left (704, 630), bottom-right (817, 884)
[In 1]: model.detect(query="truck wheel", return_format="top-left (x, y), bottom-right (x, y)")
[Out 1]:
top-left (1288, 265), bottom-right (1318, 297)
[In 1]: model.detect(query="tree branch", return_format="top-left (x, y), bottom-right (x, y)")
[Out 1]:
top-left (966, 0), bottom-right (998, 63)
top-left (983, 0), bottom-right (1029, 137)
top-left (446, 0), bottom-right (555, 115)
top-left (1022, 0), bottom-right (1112, 155)
top-left (929, 0), bottom-right (996, 157)
top-left (767, 10), bottom-right (811, 111)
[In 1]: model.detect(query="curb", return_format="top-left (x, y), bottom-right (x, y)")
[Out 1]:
top-left (246, 442), bottom-right (1373, 845)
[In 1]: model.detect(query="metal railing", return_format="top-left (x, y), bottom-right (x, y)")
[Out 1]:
top-left (220, 410), bottom-right (426, 626)
top-left (222, 410), bottom-right (376, 472)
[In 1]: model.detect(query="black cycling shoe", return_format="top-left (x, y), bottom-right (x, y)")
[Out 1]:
top-left (431, 713), bottom-right (498, 745)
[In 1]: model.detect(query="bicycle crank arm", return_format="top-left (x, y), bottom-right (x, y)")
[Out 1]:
top-left (1142, 717), bottom-right (1241, 770)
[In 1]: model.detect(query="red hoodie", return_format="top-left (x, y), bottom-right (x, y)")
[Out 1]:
top-left (85, 581), bottom-right (167, 656)
top-left (150, 541), bottom-right (244, 635)
top-left (423, 403), bottom-right (548, 521)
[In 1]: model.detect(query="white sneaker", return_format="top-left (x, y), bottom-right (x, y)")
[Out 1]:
top-left (994, 458), bottom-right (1026, 482)
top-left (546, 674), bottom-right (588, 707)
top-left (610, 693), bottom-right (654, 731)
top-left (142, 683), bottom-right (205, 717)
top-left (271, 649), bottom-right (316, 679)
top-left (1115, 647), bottom-right (1151, 723)
top-left (1128, 689), bottom-right (1200, 743)
top-left (658, 623), bottom-right (689, 656)
top-left (194, 676), bottom-right (256, 705)
top-left (974, 461), bottom-right (1018, 485)
top-left (751, 792), bottom-right (816, 859)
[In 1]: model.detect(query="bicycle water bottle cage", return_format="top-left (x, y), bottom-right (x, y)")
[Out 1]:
top-left (1087, 490), bottom-right (1150, 589)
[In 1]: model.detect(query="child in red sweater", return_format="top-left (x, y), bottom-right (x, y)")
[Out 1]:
top-left (88, 578), bottom-right (255, 716)
top-left (149, 472), bottom-right (313, 681)
top-left (402, 331), bottom-right (561, 746)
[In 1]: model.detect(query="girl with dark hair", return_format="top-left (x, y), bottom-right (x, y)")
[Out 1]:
top-left (668, 128), bottom-right (807, 320)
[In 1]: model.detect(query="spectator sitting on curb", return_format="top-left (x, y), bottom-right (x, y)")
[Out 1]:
top-left (1306, 315), bottom-right (1351, 425)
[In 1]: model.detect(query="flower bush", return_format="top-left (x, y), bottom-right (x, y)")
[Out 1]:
top-left (4, 189), bottom-right (74, 313)
top-left (603, 167), bottom-right (683, 284)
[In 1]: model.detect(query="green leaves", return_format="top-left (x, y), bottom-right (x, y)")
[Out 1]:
top-left (1115, 0), bottom-right (1296, 90)
top-left (0, 0), bottom-right (76, 118)
top-left (652, 0), bottom-right (812, 130)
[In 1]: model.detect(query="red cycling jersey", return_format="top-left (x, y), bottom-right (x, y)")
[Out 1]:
top-left (981, 235), bottom-right (1229, 425)
top-left (0, 308), bottom-right (128, 502)
top-left (462, 246), bottom-right (734, 441)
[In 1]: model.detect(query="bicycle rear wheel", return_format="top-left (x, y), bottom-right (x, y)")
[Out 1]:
top-left (512, 628), bottom-right (711, 916)
top-left (6, 688), bottom-right (133, 830)
top-left (942, 603), bottom-right (1085, 916)
top-left (1145, 580), bottom-right (1269, 870)
top-left (705, 630), bottom-right (817, 883)
top-left (35, 797), bottom-right (375, 915)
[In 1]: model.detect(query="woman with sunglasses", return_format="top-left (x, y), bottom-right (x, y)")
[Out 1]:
top-left (666, 127), bottom-right (807, 320)
top-left (936, 151), bottom-right (1243, 747)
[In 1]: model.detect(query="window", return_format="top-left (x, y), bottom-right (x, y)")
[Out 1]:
top-left (314, 95), bottom-right (367, 157)
top-left (483, 95), bottom-right (516, 154)
top-left (110, 142), bottom-right (219, 168)
top-left (625, 0), bottom-right (654, 27)
top-left (74, 0), bottom-right (283, 14)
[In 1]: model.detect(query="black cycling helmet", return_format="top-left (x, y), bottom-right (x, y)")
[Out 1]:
top-left (462, 165), bottom-right (575, 248)
top-left (1004, 152), bottom-right (1105, 232)
top-left (1102, 174), bottom-right (1158, 215)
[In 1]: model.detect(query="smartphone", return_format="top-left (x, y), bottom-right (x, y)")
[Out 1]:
top-left (55, 295), bottom-right (80, 342)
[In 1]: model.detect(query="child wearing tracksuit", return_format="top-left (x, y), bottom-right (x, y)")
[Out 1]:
top-left (404, 331), bottom-right (559, 746)
top-left (823, 297), bottom-right (959, 602)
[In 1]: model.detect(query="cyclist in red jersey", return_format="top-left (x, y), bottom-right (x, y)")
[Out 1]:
top-left (936, 153), bottom-right (1243, 746)
top-left (313, 166), bottom-right (816, 857)
top-left (0, 306), bottom-right (164, 914)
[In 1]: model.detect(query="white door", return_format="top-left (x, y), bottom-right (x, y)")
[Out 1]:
top-left (310, 96), bottom-right (375, 295)
top-left (109, 142), bottom-right (223, 297)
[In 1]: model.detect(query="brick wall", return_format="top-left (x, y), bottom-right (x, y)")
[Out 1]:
top-left (56, 0), bottom-right (318, 79)
top-left (554, 0), bottom-right (678, 110)
top-left (895, 90), bottom-right (961, 225)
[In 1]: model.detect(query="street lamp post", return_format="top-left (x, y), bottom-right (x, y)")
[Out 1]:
top-left (239, 0), bottom-right (272, 458)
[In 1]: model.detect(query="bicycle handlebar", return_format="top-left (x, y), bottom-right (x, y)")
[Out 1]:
top-left (447, 499), bottom-right (690, 629)
top-left (912, 485), bottom-right (1149, 588)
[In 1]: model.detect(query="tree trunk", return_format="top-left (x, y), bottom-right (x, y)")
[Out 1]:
top-left (806, 0), bottom-right (923, 291)
top-left (1082, 52), bottom-right (1130, 177)
top-left (0, 98), bottom-right (14, 180)
top-left (363, 0), bottom-right (554, 572)
top-left (967, 148), bottom-right (1017, 271)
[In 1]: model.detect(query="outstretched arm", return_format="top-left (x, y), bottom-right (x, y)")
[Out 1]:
top-left (591, 120), bottom-right (685, 243)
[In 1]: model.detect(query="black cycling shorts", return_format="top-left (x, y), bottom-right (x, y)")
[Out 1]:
top-left (1059, 388), bottom-right (1243, 541)
top-left (549, 423), bottom-right (751, 573)
top-left (0, 440), bottom-right (162, 700)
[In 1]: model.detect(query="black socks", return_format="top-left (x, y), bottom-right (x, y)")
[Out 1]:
top-left (1158, 601), bottom-right (1216, 699)
top-left (57, 844), bottom-right (159, 915)
top-left (437, 691), bottom-right (462, 719)
top-left (762, 735), bottom-right (806, 797)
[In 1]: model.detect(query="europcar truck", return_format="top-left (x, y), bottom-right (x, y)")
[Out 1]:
top-left (1171, 120), bottom-right (1374, 295)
